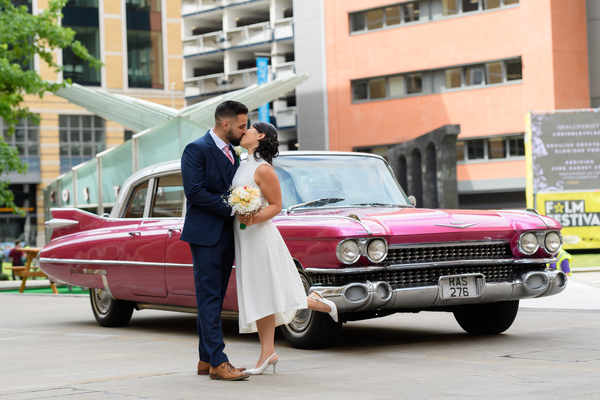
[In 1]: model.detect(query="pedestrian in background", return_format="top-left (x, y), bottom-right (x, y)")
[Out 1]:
top-left (549, 248), bottom-right (572, 276)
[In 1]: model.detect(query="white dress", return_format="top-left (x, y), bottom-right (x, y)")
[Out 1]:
top-left (233, 155), bottom-right (308, 334)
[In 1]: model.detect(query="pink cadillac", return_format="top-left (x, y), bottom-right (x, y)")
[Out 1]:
top-left (39, 152), bottom-right (567, 349)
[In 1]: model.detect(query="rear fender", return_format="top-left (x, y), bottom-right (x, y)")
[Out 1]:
top-left (46, 208), bottom-right (106, 241)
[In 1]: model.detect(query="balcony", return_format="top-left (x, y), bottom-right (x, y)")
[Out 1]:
top-left (183, 19), bottom-right (293, 58)
top-left (184, 61), bottom-right (295, 99)
top-left (274, 17), bottom-right (293, 41)
top-left (248, 106), bottom-right (297, 130)
top-left (182, 0), bottom-right (269, 18)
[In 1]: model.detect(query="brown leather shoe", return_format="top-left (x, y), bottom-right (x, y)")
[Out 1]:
top-left (198, 360), bottom-right (246, 375)
top-left (209, 361), bottom-right (250, 381)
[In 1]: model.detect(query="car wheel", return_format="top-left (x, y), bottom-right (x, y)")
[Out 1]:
top-left (453, 300), bottom-right (519, 335)
top-left (279, 269), bottom-right (342, 349)
top-left (90, 288), bottom-right (134, 327)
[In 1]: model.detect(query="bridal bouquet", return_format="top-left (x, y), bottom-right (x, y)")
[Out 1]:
top-left (225, 185), bottom-right (264, 230)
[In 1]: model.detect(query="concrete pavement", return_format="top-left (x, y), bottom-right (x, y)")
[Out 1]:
top-left (0, 273), bottom-right (598, 400)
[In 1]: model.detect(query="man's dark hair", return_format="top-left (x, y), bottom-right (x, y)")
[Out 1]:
top-left (214, 101), bottom-right (248, 123)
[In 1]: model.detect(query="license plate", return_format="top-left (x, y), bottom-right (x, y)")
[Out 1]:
top-left (440, 275), bottom-right (478, 299)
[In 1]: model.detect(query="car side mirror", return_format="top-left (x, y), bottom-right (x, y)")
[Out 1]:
top-left (408, 196), bottom-right (417, 207)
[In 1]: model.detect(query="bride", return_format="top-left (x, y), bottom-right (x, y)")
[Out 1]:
top-left (233, 121), bottom-right (338, 375)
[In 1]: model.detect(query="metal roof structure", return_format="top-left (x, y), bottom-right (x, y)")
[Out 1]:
top-left (56, 74), bottom-right (310, 132)
top-left (44, 73), bottom-right (310, 222)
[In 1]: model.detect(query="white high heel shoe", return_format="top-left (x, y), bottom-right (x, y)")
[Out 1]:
top-left (310, 290), bottom-right (339, 322)
top-left (245, 353), bottom-right (278, 375)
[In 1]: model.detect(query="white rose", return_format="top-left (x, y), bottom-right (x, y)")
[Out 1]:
top-left (234, 146), bottom-right (242, 157)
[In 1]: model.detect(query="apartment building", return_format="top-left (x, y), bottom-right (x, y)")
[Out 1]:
top-left (296, 0), bottom-right (593, 210)
top-left (181, 0), bottom-right (298, 150)
top-left (2, 0), bottom-right (184, 246)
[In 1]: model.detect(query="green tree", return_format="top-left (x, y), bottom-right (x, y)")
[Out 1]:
top-left (0, 0), bottom-right (102, 215)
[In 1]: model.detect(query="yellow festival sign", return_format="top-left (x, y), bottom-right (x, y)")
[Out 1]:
top-left (526, 111), bottom-right (600, 250)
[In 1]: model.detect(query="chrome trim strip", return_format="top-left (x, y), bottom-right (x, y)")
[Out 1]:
top-left (434, 222), bottom-right (479, 229)
top-left (164, 263), bottom-right (194, 268)
top-left (305, 257), bottom-right (554, 274)
top-left (70, 268), bottom-right (106, 275)
top-left (40, 258), bottom-right (163, 267)
top-left (388, 240), bottom-right (509, 249)
top-left (279, 215), bottom-right (373, 235)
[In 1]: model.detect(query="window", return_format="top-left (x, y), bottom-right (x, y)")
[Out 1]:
top-left (349, 2), bottom-right (419, 33)
top-left (442, 0), bottom-right (458, 16)
top-left (62, 0), bottom-right (101, 86)
top-left (1, 117), bottom-right (40, 171)
top-left (353, 81), bottom-right (368, 101)
top-left (462, 0), bottom-right (479, 13)
top-left (486, 62), bottom-right (503, 84)
top-left (456, 141), bottom-right (465, 161)
top-left (467, 140), bottom-right (485, 160)
top-left (457, 135), bottom-right (525, 162)
top-left (366, 8), bottom-right (384, 30)
top-left (150, 175), bottom-right (185, 218)
top-left (445, 68), bottom-right (462, 88)
top-left (369, 79), bottom-right (386, 99)
top-left (403, 2), bottom-right (420, 22)
top-left (504, 0), bottom-right (519, 4)
top-left (465, 65), bottom-right (485, 86)
top-left (385, 6), bottom-right (401, 26)
top-left (124, 181), bottom-right (149, 218)
top-left (59, 115), bottom-right (105, 173)
top-left (349, 12), bottom-right (365, 32)
top-left (406, 73), bottom-right (422, 94)
top-left (388, 75), bottom-right (405, 97)
top-left (484, 0), bottom-right (501, 9)
top-left (352, 58), bottom-right (521, 103)
top-left (487, 137), bottom-right (506, 159)
top-left (505, 58), bottom-right (523, 81)
top-left (509, 137), bottom-right (525, 156)
top-left (126, 0), bottom-right (164, 89)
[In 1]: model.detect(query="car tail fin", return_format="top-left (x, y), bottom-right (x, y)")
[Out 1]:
top-left (46, 208), bottom-right (106, 240)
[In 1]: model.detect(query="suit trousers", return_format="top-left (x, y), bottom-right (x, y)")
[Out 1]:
top-left (189, 223), bottom-right (235, 367)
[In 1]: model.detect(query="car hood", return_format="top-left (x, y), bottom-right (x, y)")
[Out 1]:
top-left (278, 207), bottom-right (561, 244)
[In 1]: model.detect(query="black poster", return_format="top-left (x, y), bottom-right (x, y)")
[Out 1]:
top-left (530, 112), bottom-right (600, 192)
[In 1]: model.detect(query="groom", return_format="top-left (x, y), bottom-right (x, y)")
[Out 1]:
top-left (181, 100), bottom-right (249, 381)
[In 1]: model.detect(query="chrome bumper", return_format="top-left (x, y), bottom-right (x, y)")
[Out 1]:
top-left (309, 269), bottom-right (568, 313)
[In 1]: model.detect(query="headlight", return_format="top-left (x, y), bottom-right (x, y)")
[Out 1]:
top-left (544, 232), bottom-right (562, 254)
top-left (519, 232), bottom-right (539, 255)
top-left (367, 239), bottom-right (387, 263)
top-left (337, 240), bottom-right (360, 264)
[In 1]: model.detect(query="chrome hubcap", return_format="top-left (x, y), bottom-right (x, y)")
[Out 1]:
top-left (92, 288), bottom-right (112, 315)
top-left (288, 272), bottom-right (312, 333)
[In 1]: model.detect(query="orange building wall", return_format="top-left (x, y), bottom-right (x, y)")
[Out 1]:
top-left (323, 0), bottom-right (590, 153)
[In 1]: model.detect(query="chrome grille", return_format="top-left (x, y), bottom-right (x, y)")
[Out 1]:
top-left (310, 264), bottom-right (546, 288)
top-left (386, 243), bottom-right (512, 264)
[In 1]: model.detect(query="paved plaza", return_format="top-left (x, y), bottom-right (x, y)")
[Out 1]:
top-left (1, 273), bottom-right (599, 400)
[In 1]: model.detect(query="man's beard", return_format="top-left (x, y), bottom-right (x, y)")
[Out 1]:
top-left (226, 127), bottom-right (242, 146)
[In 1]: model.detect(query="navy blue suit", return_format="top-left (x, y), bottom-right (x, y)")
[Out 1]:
top-left (181, 131), bottom-right (239, 367)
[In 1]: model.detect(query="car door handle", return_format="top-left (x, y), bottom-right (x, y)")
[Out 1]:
top-left (168, 228), bottom-right (182, 238)
top-left (128, 231), bottom-right (141, 237)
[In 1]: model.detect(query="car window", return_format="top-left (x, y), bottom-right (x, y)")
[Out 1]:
top-left (150, 174), bottom-right (185, 218)
top-left (273, 155), bottom-right (409, 209)
top-left (124, 181), bottom-right (149, 218)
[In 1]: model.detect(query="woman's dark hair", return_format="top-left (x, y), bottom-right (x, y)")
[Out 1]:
top-left (252, 122), bottom-right (279, 165)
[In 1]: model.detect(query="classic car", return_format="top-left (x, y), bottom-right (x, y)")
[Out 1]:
top-left (39, 152), bottom-right (567, 349)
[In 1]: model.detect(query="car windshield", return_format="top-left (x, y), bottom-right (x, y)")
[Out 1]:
top-left (273, 154), bottom-right (410, 210)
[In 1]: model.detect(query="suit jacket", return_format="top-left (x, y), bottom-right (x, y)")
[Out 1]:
top-left (180, 131), bottom-right (239, 246)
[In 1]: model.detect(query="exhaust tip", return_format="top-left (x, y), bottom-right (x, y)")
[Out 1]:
top-left (344, 284), bottom-right (369, 302)
top-left (374, 282), bottom-right (392, 301)
top-left (524, 272), bottom-right (549, 290)
top-left (554, 271), bottom-right (568, 289)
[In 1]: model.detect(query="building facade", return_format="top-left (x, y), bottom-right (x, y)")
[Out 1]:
top-left (181, 0), bottom-right (299, 150)
top-left (2, 0), bottom-right (184, 246)
top-left (318, 0), bottom-right (591, 210)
